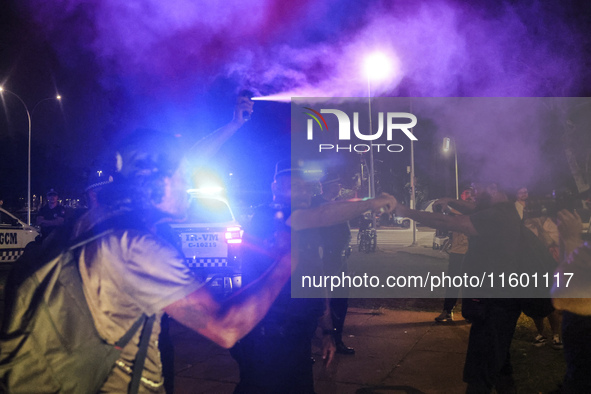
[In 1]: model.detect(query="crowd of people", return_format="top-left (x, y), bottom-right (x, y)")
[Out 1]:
top-left (1, 96), bottom-right (590, 394)
top-left (398, 183), bottom-right (591, 393)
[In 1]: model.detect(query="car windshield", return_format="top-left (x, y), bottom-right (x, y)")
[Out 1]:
top-left (0, 209), bottom-right (19, 227)
top-left (186, 197), bottom-right (234, 223)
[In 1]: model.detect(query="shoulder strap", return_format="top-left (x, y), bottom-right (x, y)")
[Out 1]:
top-left (128, 314), bottom-right (156, 394)
top-left (68, 229), bottom-right (115, 253)
top-left (114, 314), bottom-right (147, 350)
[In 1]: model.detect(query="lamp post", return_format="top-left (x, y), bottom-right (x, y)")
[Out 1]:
top-left (410, 141), bottom-right (417, 245)
top-left (0, 86), bottom-right (61, 224)
top-left (443, 137), bottom-right (459, 199)
top-left (364, 52), bottom-right (393, 236)
top-left (409, 99), bottom-right (417, 245)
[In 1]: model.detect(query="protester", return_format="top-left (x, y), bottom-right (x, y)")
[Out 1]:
top-left (35, 188), bottom-right (66, 240)
top-left (53, 98), bottom-right (253, 394)
top-left (1, 94), bottom-right (285, 391)
top-left (312, 173), bottom-right (355, 354)
top-left (230, 160), bottom-right (396, 393)
top-left (396, 182), bottom-right (522, 393)
top-left (38, 126), bottom-right (308, 393)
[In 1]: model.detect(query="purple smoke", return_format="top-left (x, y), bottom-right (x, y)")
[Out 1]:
top-left (21, 0), bottom-right (590, 191)
top-left (24, 0), bottom-right (586, 98)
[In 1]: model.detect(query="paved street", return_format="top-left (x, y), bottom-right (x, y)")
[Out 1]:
top-left (170, 235), bottom-right (466, 393)
top-left (0, 235), bottom-right (566, 393)
top-left (343, 226), bottom-right (449, 299)
top-left (172, 307), bottom-right (471, 394)
top-left (171, 242), bottom-right (565, 394)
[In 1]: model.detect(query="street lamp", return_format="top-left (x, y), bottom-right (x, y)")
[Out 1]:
top-left (0, 86), bottom-right (61, 224)
top-left (364, 52), bottom-right (393, 238)
top-left (409, 99), bottom-right (417, 245)
top-left (443, 137), bottom-right (459, 199)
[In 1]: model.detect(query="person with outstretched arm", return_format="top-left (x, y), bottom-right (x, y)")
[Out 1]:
top-left (230, 160), bottom-right (396, 393)
top-left (395, 183), bottom-right (523, 393)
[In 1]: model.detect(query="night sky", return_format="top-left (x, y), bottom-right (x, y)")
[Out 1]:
top-left (1, 0), bottom-right (591, 209)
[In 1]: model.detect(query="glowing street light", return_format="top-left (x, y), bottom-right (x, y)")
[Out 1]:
top-left (364, 51), bottom-right (394, 194)
top-left (364, 52), bottom-right (393, 81)
top-left (0, 86), bottom-right (62, 224)
top-left (364, 53), bottom-right (418, 245)
top-left (363, 52), bottom-right (395, 247)
top-left (443, 137), bottom-right (459, 200)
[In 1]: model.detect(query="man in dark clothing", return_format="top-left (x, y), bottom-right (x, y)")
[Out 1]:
top-left (311, 173), bottom-right (355, 354)
top-left (231, 161), bottom-right (396, 393)
top-left (232, 200), bottom-right (327, 394)
top-left (558, 312), bottom-right (591, 393)
top-left (396, 184), bottom-right (523, 393)
top-left (36, 188), bottom-right (66, 240)
top-left (461, 200), bottom-right (522, 393)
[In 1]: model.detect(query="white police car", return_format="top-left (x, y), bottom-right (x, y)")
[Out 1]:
top-left (0, 207), bottom-right (39, 263)
top-left (171, 190), bottom-right (243, 294)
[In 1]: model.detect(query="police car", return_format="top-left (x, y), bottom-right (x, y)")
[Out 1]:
top-left (170, 190), bottom-right (243, 294)
top-left (0, 207), bottom-right (39, 263)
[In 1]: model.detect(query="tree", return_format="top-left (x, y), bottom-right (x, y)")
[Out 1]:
top-left (562, 100), bottom-right (591, 194)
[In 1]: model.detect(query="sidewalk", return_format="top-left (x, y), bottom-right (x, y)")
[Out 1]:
top-left (172, 241), bottom-right (568, 393)
top-left (390, 245), bottom-right (450, 260)
top-left (172, 308), bottom-right (471, 394)
top-left (171, 243), bottom-right (464, 393)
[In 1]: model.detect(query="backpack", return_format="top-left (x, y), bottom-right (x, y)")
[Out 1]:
top-left (0, 228), bottom-right (155, 394)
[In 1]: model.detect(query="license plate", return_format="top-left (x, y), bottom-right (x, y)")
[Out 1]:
top-left (181, 232), bottom-right (227, 258)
